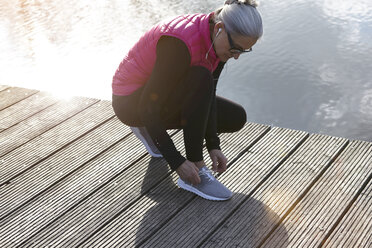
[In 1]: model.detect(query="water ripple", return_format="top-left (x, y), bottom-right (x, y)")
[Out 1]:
top-left (1, 0), bottom-right (372, 141)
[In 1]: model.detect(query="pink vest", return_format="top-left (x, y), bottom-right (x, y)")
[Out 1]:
top-left (112, 13), bottom-right (220, 96)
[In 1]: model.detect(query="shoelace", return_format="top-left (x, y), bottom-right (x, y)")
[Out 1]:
top-left (199, 168), bottom-right (216, 182)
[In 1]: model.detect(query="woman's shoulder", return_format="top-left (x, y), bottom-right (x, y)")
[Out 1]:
top-left (157, 36), bottom-right (189, 57)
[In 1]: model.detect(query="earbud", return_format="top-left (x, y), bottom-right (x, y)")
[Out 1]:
top-left (216, 28), bottom-right (222, 37)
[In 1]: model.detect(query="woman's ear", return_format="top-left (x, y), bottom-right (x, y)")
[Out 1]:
top-left (215, 22), bottom-right (224, 32)
top-left (214, 22), bottom-right (225, 37)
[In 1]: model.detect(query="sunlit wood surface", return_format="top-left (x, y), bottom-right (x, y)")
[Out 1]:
top-left (0, 86), bottom-right (371, 247)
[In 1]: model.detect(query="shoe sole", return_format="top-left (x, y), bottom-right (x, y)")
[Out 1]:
top-left (130, 127), bottom-right (163, 158)
top-left (177, 179), bottom-right (231, 201)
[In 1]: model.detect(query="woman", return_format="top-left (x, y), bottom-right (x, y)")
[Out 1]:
top-left (112, 0), bottom-right (263, 201)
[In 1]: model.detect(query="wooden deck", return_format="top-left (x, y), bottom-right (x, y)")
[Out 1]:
top-left (0, 85), bottom-right (371, 247)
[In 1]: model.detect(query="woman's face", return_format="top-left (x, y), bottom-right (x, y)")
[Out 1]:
top-left (213, 25), bottom-right (258, 62)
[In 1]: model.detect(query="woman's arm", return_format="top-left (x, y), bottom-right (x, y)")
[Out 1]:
top-left (205, 61), bottom-right (226, 151)
top-left (138, 36), bottom-right (191, 171)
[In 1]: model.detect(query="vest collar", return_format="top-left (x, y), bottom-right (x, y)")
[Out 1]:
top-left (202, 12), bottom-right (221, 70)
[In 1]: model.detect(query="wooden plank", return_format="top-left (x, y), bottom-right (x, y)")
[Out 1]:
top-left (0, 96), bottom-right (98, 157)
top-left (0, 85), bottom-right (10, 92)
top-left (0, 118), bottom-right (130, 223)
top-left (0, 91), bottom-right (58, 132)
top-left (323, 175), bottom-right (372, 247)
top-left (1, 129), bottom-right (180, 247)
top-left (0, 100), bottom-right (114, 185)
top-left (135, 127), bottom-right (308, 247)
top-left (261, 140), bottom-right (372, 247)
top-left (81, 173), bottom-right (188, 248)
top-left (0, 87), bottom-right (38, 111)
top-left (18, 132), bottom-right (182, 247)
top-left (13, 124), bottom-right (267, 247)
top-left (76, 123), bottom-right (270, 247)
top-left (201, 134), bottom-right (348, 248)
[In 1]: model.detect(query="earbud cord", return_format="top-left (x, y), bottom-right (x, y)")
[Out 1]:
top-left (205, 34), bottom-right (218, 60)
top-left (205, 30), bottom-right (220, 71)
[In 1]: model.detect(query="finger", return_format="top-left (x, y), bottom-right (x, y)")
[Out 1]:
top-left (218, 159), bottom-right (227, 173)
top-left (191, 172), bottom-right (200, 185)
top-left (211, 157), bottom-right (218, 172)
top-left (195, 174), bottom-right (201, 184)
top-left (192, 165), bottom-right (200, 185)
top-left (219, 163), bottom-right (227, 173)
top-left (193, 164), bottom-right (200, 174)
top-left (219, 155), bottom-right (228, 172)
top-left (223, 156), bottom-right (228, 165)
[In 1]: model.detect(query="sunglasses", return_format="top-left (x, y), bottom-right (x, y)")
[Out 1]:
top-left (226, 31), bottom-right (253, 54)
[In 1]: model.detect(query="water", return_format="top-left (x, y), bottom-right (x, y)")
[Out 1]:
top-left (1, 0), bottom-right (372, 141)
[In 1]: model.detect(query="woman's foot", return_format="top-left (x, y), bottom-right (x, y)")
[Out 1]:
top-left (177, 166), bottom-right (232, 201)
top-left (130, 127), bottom-right (163, 158)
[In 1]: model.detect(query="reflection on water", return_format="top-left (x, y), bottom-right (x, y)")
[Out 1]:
top-left (1, 0), bottom-right (372, 141)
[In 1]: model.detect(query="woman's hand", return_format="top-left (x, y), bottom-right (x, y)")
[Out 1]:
top-left (176, 160), bottom-right (201, 185)
top-left (209, 149), bottom-right (228, 173)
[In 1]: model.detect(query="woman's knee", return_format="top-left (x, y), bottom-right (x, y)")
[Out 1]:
top-left (216, 97), bottom-right (247, 132)
top-left (112, 94), bottom-right (142, 127)
top-left (235, 104), bottom-right (247, 131)
top-left (227, 103), bottom-right (246, 132)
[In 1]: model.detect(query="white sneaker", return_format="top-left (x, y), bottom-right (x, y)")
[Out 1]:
top-left (177, 166), bottom-right (232, 201)
top-left (130, 127), bottom-right (163, 158)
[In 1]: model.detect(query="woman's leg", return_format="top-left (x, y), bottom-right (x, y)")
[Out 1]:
top-left (175, 66), bottom-right (214, 164)
top-left (112, 67), bottom-right (247, 164)
top-left (112, 87), bottom-right (144, 127)
top-left (112, 66), bottom-right (215, 165)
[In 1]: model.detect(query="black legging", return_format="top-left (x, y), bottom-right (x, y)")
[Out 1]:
top-left (112, 66), bottom-right (246, 164)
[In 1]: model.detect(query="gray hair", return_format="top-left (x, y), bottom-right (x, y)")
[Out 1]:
top-left (214, 0), bottom-right (263, 39)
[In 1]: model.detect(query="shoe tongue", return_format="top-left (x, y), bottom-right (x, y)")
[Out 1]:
top-left (199, 166), bottom-right (215, 181)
